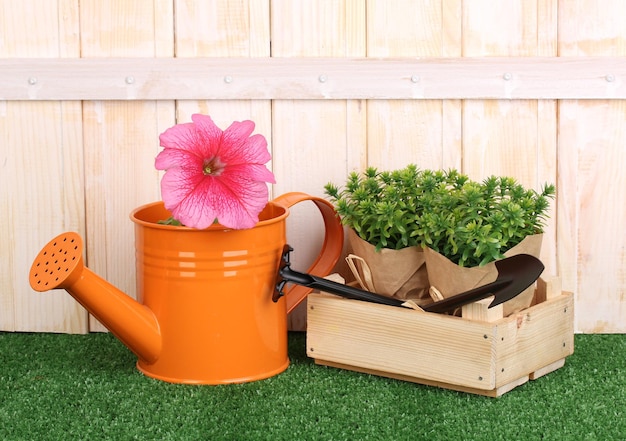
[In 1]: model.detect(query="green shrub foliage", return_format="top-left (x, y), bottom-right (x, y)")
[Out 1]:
top-left (324, 165), bottom-right (555, 267)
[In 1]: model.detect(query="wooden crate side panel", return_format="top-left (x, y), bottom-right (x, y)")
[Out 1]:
top-left (307, 294), bottom-right (498, 390)
top-left (558, 0), bottom-right (626, 332)
top-left (80, 0), bottom-right (174, 331)
top-left (315, 359), bottom-right (509, 397)
top-left (0, 0), bottom-right (87, 333)
top-left (309, 290), bottom-right (573, 395)
top-left (494, 292), bottom-right (574, 387)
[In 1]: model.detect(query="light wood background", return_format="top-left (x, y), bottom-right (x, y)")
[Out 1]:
top-left (1, 0), bottom-right (625, 333)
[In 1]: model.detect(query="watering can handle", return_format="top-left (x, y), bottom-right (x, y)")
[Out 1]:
top-left (272, 192), bottom-right (344, 314)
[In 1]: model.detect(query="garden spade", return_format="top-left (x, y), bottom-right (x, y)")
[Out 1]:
top-left (274, 245), bottom-right (544, 314)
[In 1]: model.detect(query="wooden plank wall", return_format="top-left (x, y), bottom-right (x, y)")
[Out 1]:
top-left (0, 0), bottom-right (87, 333)
top-left (1, 0), bottom-right (624, 333)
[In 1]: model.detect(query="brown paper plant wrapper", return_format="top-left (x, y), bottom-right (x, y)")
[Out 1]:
top-left (424, 234), bottom-right (543, 316)
top-left (345, 228), bottom-right (431, 305)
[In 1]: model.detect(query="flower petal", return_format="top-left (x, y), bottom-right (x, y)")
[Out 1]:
top-left (156, 114), bottom-right (275, 229)
top-left (159, 114), bottom-right (222, 159)
top-left (224, 162), bottom-right (276, 184)
top-left (221, 122), bottom-right (271, 166)
top-left (209, 172), bottom-right (270, 229)
top-left (155, 145), bottom-right (202, 171)
top-left (159, 168), bottom-right (203, 211)
top-left (215, 180), bottom-right (270, 229)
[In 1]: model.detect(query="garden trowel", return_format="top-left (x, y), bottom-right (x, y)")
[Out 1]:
top-left (274, 245), bottom-right (544, 314)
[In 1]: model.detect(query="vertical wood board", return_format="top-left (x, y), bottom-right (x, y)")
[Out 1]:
top-left (0, 0), bottom-right (86, 333)
top-left (366, 0), bottom-right (451, 171)
top-left (174, 0), bottom-right (270, 122)
top-left (271, 0), bottom-right (367, 330)
top-left (80, 0), bottom-right (174, 331)
top-left (461, 0), bottom-right (559, 282)
top-left (558, 0), bottom-right (626, 332)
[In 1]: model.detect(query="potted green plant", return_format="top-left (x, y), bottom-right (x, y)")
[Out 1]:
top-left (324, 165), bottom-right (555, 314)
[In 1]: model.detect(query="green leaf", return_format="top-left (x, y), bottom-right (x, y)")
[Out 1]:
top-left (157, 216), bottom-right (183, 226)
top-left (324, 165), bottom-right (554, 262)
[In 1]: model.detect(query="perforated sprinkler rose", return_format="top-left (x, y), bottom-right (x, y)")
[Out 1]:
top-left (155, 114), bottom-right (276, 229)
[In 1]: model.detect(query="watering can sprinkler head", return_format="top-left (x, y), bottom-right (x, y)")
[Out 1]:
top-left (30, 232), bottom-right (86, 292)
top-left (29, 232), bottom-right (162, 364)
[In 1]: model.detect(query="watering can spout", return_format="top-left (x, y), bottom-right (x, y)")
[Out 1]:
top-left (29, 232), bottom-right (161, 364)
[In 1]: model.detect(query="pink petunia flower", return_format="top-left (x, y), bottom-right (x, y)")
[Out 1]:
top-left (155, 114), bottom-right (276, 229)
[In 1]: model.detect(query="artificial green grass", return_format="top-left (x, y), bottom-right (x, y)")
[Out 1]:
top-left (0, 332), bottom-right (624, 440)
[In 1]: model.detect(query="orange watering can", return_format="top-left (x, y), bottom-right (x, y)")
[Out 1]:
top-left (29, 192), bottom-right (343, 384)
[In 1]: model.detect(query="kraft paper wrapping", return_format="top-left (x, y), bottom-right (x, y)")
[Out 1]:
top-left (346, 228), bottom-right (430, 305)
top-left (424, 234), bottom-right (543, 316)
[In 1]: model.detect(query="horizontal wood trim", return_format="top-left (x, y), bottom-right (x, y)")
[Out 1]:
top-left (0, 57), bottom-right (624, 100)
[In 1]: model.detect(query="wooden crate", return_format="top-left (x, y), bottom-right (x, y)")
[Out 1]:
top-left (307, 277), bottom-right (574, 397)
